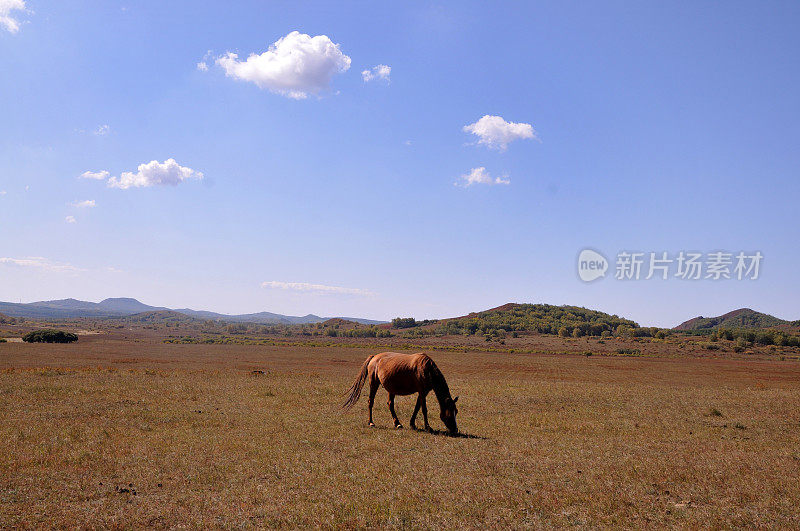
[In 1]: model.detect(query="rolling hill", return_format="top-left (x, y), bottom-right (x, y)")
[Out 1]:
top-left (430, 302), bottom-right (642, 337)
top-left (673, 308), bottom-right (795, 331)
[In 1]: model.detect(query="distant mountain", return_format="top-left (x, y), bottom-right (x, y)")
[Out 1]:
top-left (0, 297), bottom-right (385, 325)
top-left (98, 297), bottom-right (168, 314)
top-left (674, 308), bottom-right (792, 331)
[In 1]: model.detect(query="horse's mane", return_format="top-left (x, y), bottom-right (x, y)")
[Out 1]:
top-left (423, 356), bottom-right (452, 405)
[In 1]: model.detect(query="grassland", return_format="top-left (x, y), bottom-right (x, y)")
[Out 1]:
top-left (2, 335), bottom-right (800, 528)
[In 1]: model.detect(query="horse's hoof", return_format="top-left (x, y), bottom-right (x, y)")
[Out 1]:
top-left (368, 422), bottom-right (375, 427)
top-left (395, 424), bottom-right (403, 430)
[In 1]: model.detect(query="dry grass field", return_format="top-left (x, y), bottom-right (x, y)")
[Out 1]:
top-left (2, 337), bottom-right (800, 528)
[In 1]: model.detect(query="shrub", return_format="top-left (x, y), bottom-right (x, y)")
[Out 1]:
top-left (22, 329), bottom-right (78, 343)
top-left (391, 317), bottom-right (417, 329)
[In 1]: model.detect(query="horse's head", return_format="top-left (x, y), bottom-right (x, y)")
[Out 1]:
top-left (440, 396), bottom-right (459, 434)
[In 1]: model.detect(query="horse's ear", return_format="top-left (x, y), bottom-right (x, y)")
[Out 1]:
top-left (453, 396), bottom-right (459, 403)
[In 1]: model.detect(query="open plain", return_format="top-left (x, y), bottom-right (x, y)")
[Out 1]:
top-left (2, 334), bottom-right (800, 528)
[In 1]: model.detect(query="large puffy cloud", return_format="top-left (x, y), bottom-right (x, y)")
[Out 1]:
top-left (456, 167), bottom-right (510, 187)
top-left (216, 31), bottom-right (351, 99)
top-left (463, 115), bottom-right (537, 151)
top-left (362, 64), bottom-right (391, 83)
top-left (261, 280), bottom-right (374, 296)
top-left (107, 159), bottom-right (203, 189)
top-left (0, 0), bottom-right (25, 33)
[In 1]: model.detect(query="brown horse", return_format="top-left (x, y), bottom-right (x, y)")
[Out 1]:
top-left (342, 352), bottom-right (459, 434)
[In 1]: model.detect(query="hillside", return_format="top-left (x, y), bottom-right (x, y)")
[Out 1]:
top-left (674, 308), bottom-right (791, 331)
top-left (430, 303), bottom-right (641, 337)
top-left (112, 310), bottom-right (206, 325)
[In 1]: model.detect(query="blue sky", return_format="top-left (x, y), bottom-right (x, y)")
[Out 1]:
top-left (1, 1), bottom-right (799, 326)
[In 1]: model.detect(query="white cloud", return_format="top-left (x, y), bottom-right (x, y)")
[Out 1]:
top-left (107, 159), bottom-right (203, 189)
top-left (0, 0), bottom-right (26, 34)
top-left (196, 50), bottom-right (213, 72)
top-left (463, 115), bottom-right (537, 151)
top-left (261, 280), bottom-right (374, 296)
top-left (0, 256), bottom-right (85, 273)
top-left (456, 167), bottom-right (510, 187)
top-left (72, 199), bottom-right (95, 208)
top-left (94, 124), bottom-right (110, 136)
top-left (80, 170), bottom-right (110, 180)
top-left (65, 215), bottom-right (77, 224)
top-left (362, 64), bottom-right (391, 83)
top-left (0, 190), bottom-right (6, 195)
top-left (216, 31), bottom-right (351, 99)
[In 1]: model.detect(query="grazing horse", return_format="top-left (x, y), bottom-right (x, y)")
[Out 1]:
top-left (342, 352), bottom-right (459, 434)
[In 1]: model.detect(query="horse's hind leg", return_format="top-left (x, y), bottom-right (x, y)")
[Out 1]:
top-left (387, 393), bottom-right (402, 429)
top-left (367, 375), bottom-right (379, 427)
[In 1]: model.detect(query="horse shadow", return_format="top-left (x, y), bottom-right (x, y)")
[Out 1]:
top-left (362, 424), bottom-right (486, 439)
top-left (416, 427), bottom-right (486, 440)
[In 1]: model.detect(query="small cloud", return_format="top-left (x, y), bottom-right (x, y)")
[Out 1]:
top-left (0, 256), bottom-right (84, 273)
top-left (463, 115), bottom-right (537, 151)
top-left (216, 31), bottom-right (351, 99)
top-left (196, 50), bottom-right (213, 72)
top-left (404, 140), bottom-right (412, 146)
top-left (261, 280), bottom-right (374, 296)
top-left (455, 167), bottom-right (510, 187)
top-left (24, 185), bottom-right (29, 191)
top-left (0, 0), bottom-right (27, 34)
top-left (107, 159), bottom-right (204, 189)
top-left (94, 124), bottom-right (110, 136)
top-left (65, 215), bottom-right (77, 224)
top-left (362, 64), bottom-right (391, 83)
top-left (72, 199), bottom-right (95, 208)
top-left (0, 190), bottom-right (6, 195)
top-left (80, 170), bottom-right (110, 180)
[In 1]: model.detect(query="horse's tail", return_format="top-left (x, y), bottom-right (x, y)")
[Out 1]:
top-left (342, 355), bottom-right (374, 410)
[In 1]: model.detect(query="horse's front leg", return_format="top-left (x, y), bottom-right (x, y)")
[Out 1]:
top-left (410, 394), bottom-right (423, 430)
top-left (420, 393), bottom-right (431, 432)
top-left (387, 393), bottom-right (402, 429)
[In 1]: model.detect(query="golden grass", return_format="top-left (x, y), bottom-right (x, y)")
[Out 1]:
top-left (1, 342), bottom-right (800, 528)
